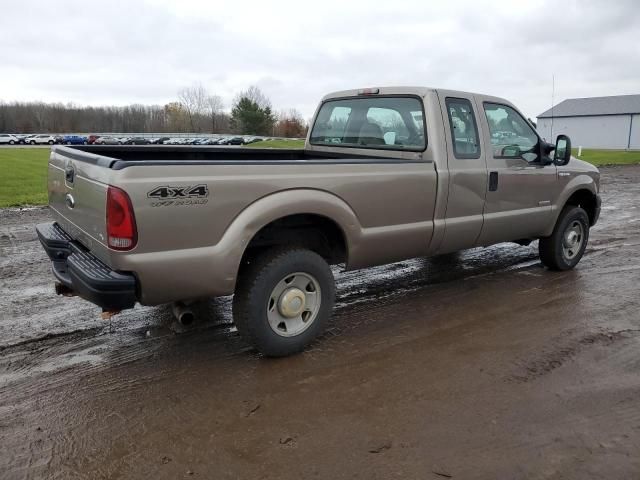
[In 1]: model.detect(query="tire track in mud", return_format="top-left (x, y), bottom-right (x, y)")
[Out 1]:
top-left (506, 329), bottom-right (640, 384)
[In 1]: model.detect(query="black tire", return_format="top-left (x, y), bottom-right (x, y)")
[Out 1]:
top-left (233, 247), bottom-right (335, 357)
top-left (9, 140), bottom-right (15, 145)
top-left (48, 140), bottom-right (54, 145)
top-left (30, 141), bottom-right (36, 145)
top-left (539, 206), bottom-right (589, 271)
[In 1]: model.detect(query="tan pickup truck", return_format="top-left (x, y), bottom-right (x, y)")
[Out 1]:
top-left (37, 87), bottom-right (601, 356)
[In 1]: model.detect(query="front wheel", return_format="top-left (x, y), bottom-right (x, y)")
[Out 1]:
top-left (233, 248), bottom-right (335, 357)
top-left (9, 140), bottom-right (15, 145)
top-left (539, 206), bottom-right (590, 271)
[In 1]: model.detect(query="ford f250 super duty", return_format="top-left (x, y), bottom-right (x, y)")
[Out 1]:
top-left (37, 87), bottom-right (601, 356)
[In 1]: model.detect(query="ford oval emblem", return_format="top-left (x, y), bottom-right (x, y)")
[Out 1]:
top-left (65, 193), bottom-right (75, 209)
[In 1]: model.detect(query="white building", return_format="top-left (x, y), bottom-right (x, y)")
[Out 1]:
top-left (537, 94), bottom-right (640, 149)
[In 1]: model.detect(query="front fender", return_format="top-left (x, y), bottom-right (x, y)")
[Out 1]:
top-left (543, 174), bottom-right (598, 237)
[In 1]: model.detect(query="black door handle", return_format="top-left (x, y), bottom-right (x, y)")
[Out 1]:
top-left (489, 171), bottom-right (498, 191)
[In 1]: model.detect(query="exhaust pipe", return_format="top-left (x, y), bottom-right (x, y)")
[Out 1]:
top-left (172, 302), bottom-right (195, 326)
top-left (55, 282), bottom-right (77, 297)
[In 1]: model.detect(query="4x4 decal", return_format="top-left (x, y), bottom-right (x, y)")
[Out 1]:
top-left (147, 184), bottom-right (209, 199)
top-left (147, 184), bottom-right (209, 207)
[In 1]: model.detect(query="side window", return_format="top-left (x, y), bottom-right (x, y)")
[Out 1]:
top-left (483, 103), bottom-right (539, 162)
top-left (445, 97), bottom-right (480, 159)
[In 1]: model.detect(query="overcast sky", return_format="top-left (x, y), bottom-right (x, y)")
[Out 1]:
top-left (1, 0), bottom-right (638, 120)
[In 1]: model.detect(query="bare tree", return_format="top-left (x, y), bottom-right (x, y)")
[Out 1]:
top-left (234, 85), bottom-right (272, 110)
top-left (178, 83), bottom-right (207, 132)
top-left (275, 109), bottom-right (307, 138)
top-left (205, 95), bottom-right (224, 133)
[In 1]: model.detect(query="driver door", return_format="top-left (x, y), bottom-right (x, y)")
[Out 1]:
top-left (476, 99), bottom-right (557, 245)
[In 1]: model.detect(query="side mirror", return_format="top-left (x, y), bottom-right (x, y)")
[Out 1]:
top-left (554, 134), bottom-right (571, 166)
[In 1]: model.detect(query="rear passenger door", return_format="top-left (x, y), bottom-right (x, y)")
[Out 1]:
top-left (436, 92), bottom-right (488, 253)
top-left (475, 99), bottom-right (556, 245)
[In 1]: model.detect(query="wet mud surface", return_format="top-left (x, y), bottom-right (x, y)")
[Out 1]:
top-left (1, 166), bottom-right (639, 479)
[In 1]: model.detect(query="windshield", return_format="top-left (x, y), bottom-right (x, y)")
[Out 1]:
top-left (310, 96), bottom-right (426, 151)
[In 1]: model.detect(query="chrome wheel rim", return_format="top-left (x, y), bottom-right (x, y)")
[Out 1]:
top-left (267, 272), bottom-right (321, 337)
top-left (562, 220), bottom-right (584, 260)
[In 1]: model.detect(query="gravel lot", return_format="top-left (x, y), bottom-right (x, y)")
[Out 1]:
top-left (1, 166), bottom-right (639, 479)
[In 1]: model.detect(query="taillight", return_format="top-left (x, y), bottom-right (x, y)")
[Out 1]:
top-left (106, 186), bottom-right (137, 250)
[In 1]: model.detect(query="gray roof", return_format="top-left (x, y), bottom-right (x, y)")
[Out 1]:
top-left (537, 94), bottom-right (640, 118)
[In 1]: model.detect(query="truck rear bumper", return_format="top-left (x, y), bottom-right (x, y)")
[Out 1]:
top-left (36, 222), bottom-right (137, 311)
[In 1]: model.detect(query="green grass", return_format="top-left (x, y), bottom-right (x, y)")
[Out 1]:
top-left (245, 139), bottom-right (305, 148)
top-left (0, 148), bottom-right (50, 207)
top-left (572, 148), bottom-right (640, 166)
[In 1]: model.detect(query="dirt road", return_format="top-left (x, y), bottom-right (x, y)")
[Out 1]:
top-left (1, 166), bottom-right (639, 479)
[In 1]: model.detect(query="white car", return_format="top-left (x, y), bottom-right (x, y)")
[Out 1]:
top-left (26, 134), bottom-right (57, 145)
top-left (0, 134), bottom-right (19, 145)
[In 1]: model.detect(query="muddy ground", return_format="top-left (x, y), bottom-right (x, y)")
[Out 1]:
top-left (1, 166), bottom-right (639, 479)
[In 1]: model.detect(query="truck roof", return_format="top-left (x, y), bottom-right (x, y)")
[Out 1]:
top-left (323, 86), bottom-right (512, 101)
top-left (320, 86), bottom-right (514, 112)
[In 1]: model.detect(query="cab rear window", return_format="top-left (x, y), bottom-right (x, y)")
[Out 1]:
top-left (310, 96), bottom-right (426, 151)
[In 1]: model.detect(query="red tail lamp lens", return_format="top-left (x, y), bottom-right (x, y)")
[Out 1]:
top-left (106, 186), bottom-right (137, 250)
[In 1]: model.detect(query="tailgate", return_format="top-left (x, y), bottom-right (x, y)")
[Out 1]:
top-left (48, 147), bottom-right (114, 264)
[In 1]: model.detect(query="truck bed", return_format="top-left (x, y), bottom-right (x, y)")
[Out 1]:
top-left (66, 145), bottom-right (396, 170)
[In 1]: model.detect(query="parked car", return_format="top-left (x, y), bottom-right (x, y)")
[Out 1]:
top-left (28, 134), bottom-right (58, 145)
top-left (153, 137), bottom-right (171, 145)
top-left (125, 137), bottom-right (150, 145)
top-left (87, 135), bottom-right (101, 145)
top-left (94, 136), bottom-right (121, 145)
top-left (15, 134), bottom-right (32, 144)
top-left (63, 135), bottom-right (88, 145)
top-left (0, 134), bottom-right (19, 145)
top-left (36, 86), bottom-right (601, 357)
top-left (227, 136), bottom-right (246, 145)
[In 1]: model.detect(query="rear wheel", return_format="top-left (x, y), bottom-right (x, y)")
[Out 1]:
top-left (539, 206), bottom-right (589, 271)
top-left (48, 140), bottom-right (53, 145)
top-left (9, 140), bottom-right (15, 145)
top-left (233, 248), bottom-right (335, 357)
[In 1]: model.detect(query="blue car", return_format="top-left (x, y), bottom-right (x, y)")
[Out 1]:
top-left (63, 135), bottom-right (88, 145)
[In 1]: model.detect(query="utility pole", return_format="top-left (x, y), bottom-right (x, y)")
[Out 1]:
top-left (550, 74), bottom-right (555, 141)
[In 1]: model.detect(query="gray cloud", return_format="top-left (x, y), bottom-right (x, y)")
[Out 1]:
top-left (1, 0), bottom-right (638, 119)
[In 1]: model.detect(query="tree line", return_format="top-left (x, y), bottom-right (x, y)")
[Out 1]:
top-left (0, 85), bottom-right (307, 137)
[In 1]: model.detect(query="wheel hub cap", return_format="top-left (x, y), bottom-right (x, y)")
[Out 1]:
top-left (565, 231), bottom-right (578, 247)
top-left (278, 288), bottom-right (306, 318)
top-left (562, 221), bottom-right (584, 260)
top-left (267, 272), bottom-right (321, 337)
